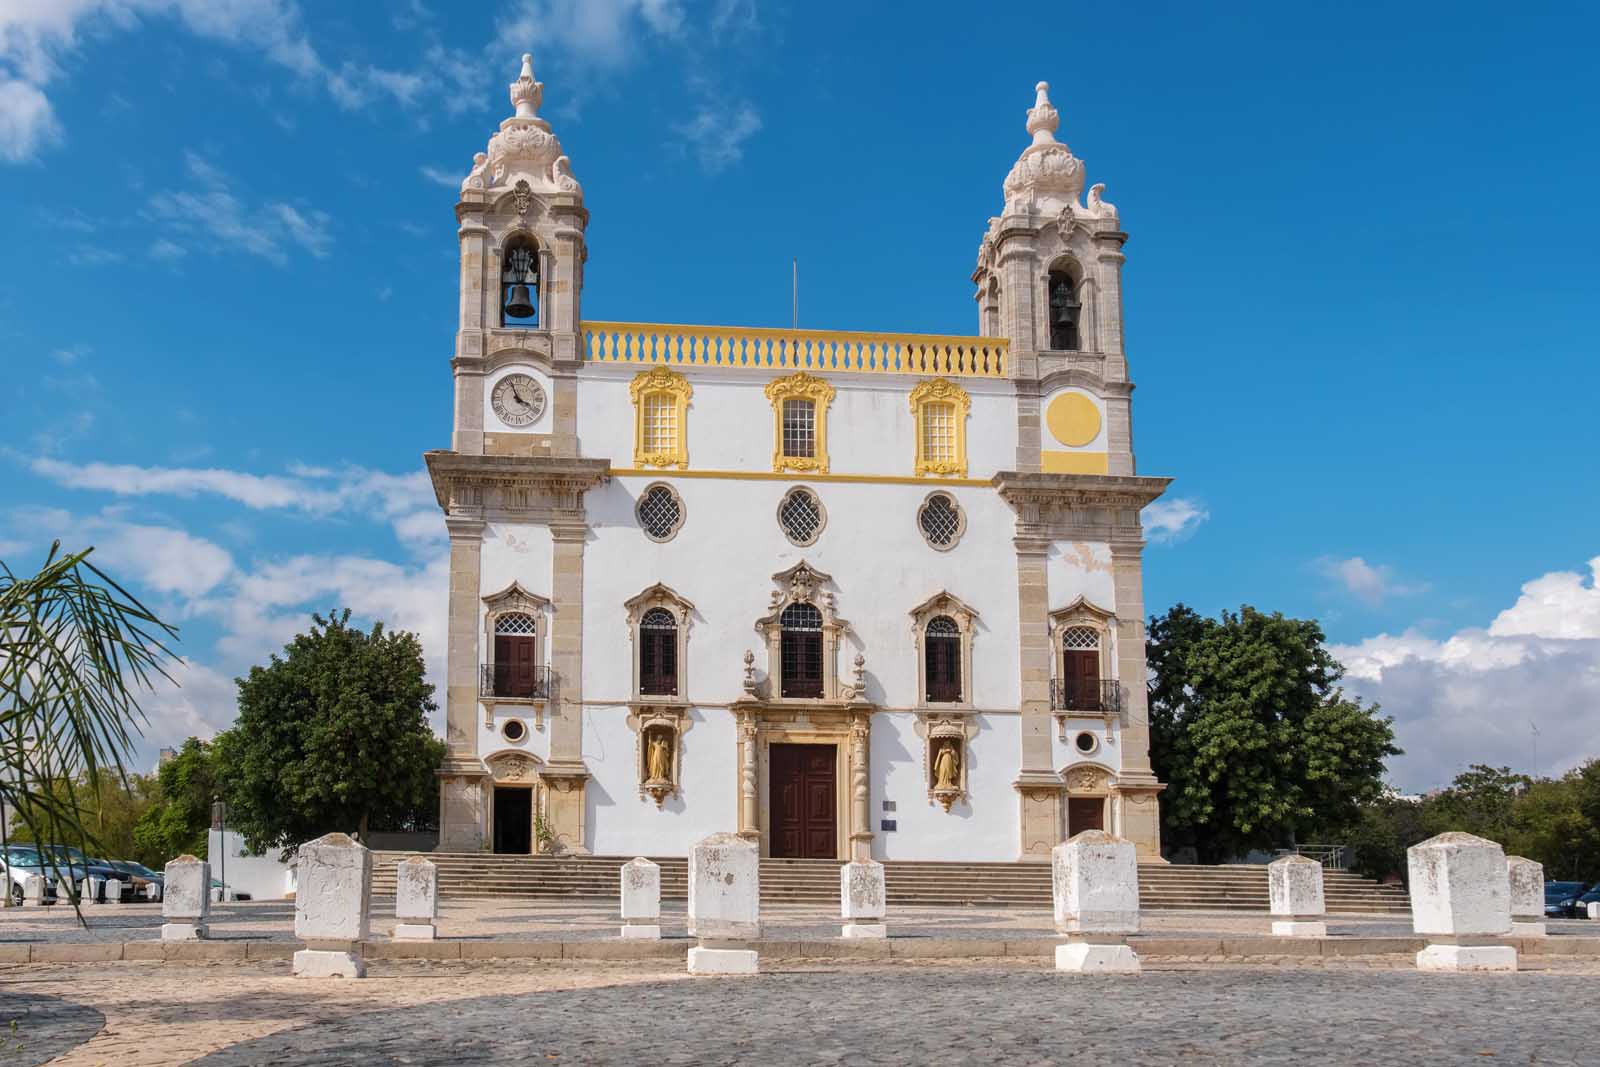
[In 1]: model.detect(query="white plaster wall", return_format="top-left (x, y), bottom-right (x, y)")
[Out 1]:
top-left (577, 368), bottom-right (1016, 478)
top-left (206, 830), bottom-right (293, 901)
top-left (582, 476), bottom-right (1020, 710)
top-left (1051, 718), bottom-right (1124, 774)
top-left (585, 705), bottom-right (739, 856)
top-left (478, 708), bottom-right (552, 768)
top-left (871, 712), bottom-right (1019, 861)
top-left (1045, 541), bottom-right (1116, 615)
top-left (481, 363), bottom-right (555, 435)
top-left (1041, 386), bottom-right (1107, 452)
top-left (478, 521), bottom-right (554, 644)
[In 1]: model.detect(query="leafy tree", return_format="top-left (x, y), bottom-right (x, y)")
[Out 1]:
top-left (1509, 772), bottom-right (1600, 881)
top-left (1346, 792), bottom-right (1431, 882)
top-left (215, 610), bottom-right (444, 855)
top-left (131, 737), bottom-right (218, 862)
top-left (8, 770), bottom-right (161, 864)
top-left (1148, 604), bottom-right (1400, 862)
top-left (1425, 764), bottom-right (1530, 842)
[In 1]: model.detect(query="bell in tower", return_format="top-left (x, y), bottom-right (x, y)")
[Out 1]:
top-left (1048, 271), bottom-right (1080, 351)
top-left (502, 241), bottom-right (539, 324)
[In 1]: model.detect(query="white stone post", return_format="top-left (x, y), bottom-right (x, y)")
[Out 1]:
top-left (1408, 832), bottom-right (1516, 972)
top-left (80, 877), bottom-right (104, 907)
top-left (104, 878), bottom-right (123, 905)
top-left (293, 833), bottom-right (372, 978)
top-left (620, 857), bottom-right (661, 940)
top-left (161, 855), bottom-right (211, 940)
top-left (1506, 855), bottom-right (1546, 937)
top-left (1268, 855), bottom-right (1327, 937)
top-left (1052, 830), bottom-right (1141, 974)
top-left (21, 874), bottom-right (44, 907)
top-left (393, 857), bottom-right (438, 941)
top-left (840, 860), bottom-right (886, 939)
top-left (686, 832), bottom-right (759, 975)
top-left (56, 877), bottom-right (73, 904)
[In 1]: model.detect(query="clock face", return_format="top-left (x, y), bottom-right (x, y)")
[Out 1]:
top-left (491, 374), bottom-right (547, 428)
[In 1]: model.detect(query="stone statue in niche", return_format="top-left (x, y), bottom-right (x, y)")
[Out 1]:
top-left (646, 733), bottom-right (671, 784)
top-left (933, 741), bottom-right (960, 791)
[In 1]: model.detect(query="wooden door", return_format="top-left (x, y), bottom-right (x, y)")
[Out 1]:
top-left (769, 743), bottom-right (837, 858)
top-left (495, 634), bottom-right (537, 697)
top-left (1067, 796), bottom-right (1105, 836)
top-left (1063, 649), bottom-right (1100, 710)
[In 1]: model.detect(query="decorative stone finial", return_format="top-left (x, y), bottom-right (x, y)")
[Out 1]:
top-left (510, 53), bottom-right (543, 119)
top-left (1027, 80), bottom-right (1060, 146)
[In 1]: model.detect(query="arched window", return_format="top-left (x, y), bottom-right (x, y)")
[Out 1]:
top-left (501, 235), bottom-right (540, 327)
top-left (779, 602), bottom-right (824, 698)
top-left (924, 616), bottom-right (962, 702)
top-left (493, 611), bottom-right (539, 697)
top-left (1060, 625), bottom-right (1101, 710)
top-left (638, 608), bottom-right (679, 696)
top-left (1047, 269), bottom-right (1081, 351)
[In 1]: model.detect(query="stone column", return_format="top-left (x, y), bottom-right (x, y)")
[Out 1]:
top-left (687, 833), bottom-right (759, 975)
top-left (394, 857), bottom-right (439, 941)
top-left (1108, 539), bottom-right (1164, 862)
top-left (736, 710), bottom-right (759, 840)
top-left (1268, 855), bottom-right (1327, 937)
top-left (848, 712), bottom-right (872, 862)
top-left (1506, 855), bottom-right (1546, 937)
top-left (620, 857), bottom-right (661, 940)
top-left (293, 833), bottom-right (372, 979)
top-left (1052, 830), bottom-right (1140, 973)
top-left (1014, 532), bottom-right (1063, 859)
top-left (439, 516), bottom-right (488, 851)
top-left (1408, 832), bottom-right (1516, 972)
top-left (542, 520), bottom-right (591, 852)
top-left (840, 860), bottom-right (887, 938)
top-left (161, 855), bottom-right (210, 941)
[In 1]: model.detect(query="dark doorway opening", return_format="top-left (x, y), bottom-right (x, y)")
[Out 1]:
top-left (1067, 796), bottom-right (1105, 837)
top-left (769, 743), bottom-right (837, 858)
top-left (493, 787), bottom-right (532, 854)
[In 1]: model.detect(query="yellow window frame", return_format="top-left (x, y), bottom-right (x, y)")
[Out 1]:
top-left (629, 366), bottom-right (693, 469)
top-left (909, 377), bottom-right (971, 477)
top-left (764, 371), bottom-right (836, 474)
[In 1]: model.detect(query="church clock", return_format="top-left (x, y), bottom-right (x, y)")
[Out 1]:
top-left (491, 374), bottom-right (546, 427)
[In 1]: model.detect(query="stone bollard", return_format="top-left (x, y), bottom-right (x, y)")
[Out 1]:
top-left (22, 874), bottom-right (44, 907)
top-left (1590, 901), bottom-right (1600, 920)
top-left (1505, 856), bottom-right (1546, 937)
top-left (1408, 832), bottom-right (1516, 972)
top-left (56, 877), bottom-right (74, 905)
top-left (840, 860), bottom-right (887, 939)
top-left (393, 857), bottom-right (438, 941)
top-left (686, 833), bottom-right (759, 975)
top-left (620, 857), bottom-right (661, 940)
top-left (145, 882), bottom-right (162, 902)
top-left (161, 855), bottom-right (211, 940)
top-left (1052, 830), bottom-right (1140, 974)
top-left (293, 833), bottom-right (372, 978)
top-left (104, 878), bottom-right (123, 905)
top-left (80, 878), bottom-right (104, 907)
top-left (1267, 855), bottom-right (1327, 937)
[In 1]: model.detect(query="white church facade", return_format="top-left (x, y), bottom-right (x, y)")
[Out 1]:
top-left (427, 57), bottom-right (1171, 863)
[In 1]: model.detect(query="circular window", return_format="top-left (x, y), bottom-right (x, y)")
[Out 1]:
top-left (1074, 731), bottom-right (1098, 755)
top-left (636, 483), bottom-right (684, 542)
top-left (777, 487), bottom-right (825, 546)
top-left (917, 492), bottom-right (965, 550)
top-left (502, 718), bottom-right (528, 743)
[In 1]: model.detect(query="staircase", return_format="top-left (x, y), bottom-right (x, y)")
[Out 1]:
top-left (370, 851), bottom-right (1410, 913)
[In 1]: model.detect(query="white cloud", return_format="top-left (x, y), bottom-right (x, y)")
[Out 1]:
top-left (419, 164), bottom-right (462, 188)
top-left (148, 237), bottom-right (186, 262)
top-left (1317, 555), bottom-right (1427, 606)
top-left (497, 0), bottom-right (686, 68)
top-left (0, 77), bottom-right (59, 162)
top-left (270, 202), bottom-right (332, 258)
top-left (1142, 497), bottom-right (1208, 544)
top-left (674, 101), bottom-right (761, 174)
top-left (144, 153), bottom-right (331, 267)
top-left (1330, 557), bottom-right (1600, 791)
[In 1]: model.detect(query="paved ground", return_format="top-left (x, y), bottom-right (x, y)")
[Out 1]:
top-left (4, 956), bottom-right (1599, 1066)
top-left (4, 899), bottom-right (1594, 944)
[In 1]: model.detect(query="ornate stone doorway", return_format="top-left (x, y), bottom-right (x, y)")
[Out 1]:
top-left (769, 743), bottom-right (838, 858)
top-left (492, 786), bottom-right (532, 854)
top-left (1067, 796), bottom-right (1105, 836)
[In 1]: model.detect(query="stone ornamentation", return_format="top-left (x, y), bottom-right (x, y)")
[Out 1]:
top-left (293, 832), bottom-right (373, 979)
top-left (620, 857), bottom-right (662, 940)
top-left (687, 833), bottom-right (759, 975)
top-left (1267, 854), bottom-right (1327, 937)
top-left (161, 855), bottom-right (211, 941)
top-left (1407, 831), bottom-right (1516, 972)
top-left (1052, 830), bottom-right (1140, 973)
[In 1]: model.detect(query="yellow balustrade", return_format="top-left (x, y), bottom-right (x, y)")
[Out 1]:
top-left (582, 321), bottom-right (1007, 379)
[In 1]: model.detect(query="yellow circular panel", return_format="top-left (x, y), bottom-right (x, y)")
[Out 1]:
top-left (1045, 392), bottom-right (1101, 447)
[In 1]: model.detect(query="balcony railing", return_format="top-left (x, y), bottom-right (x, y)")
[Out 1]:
top-left (583, 321), bottom-right (1007, 379)
top-left (480, 664), bottom-right (555, 701)
top-left (1049, 678), bottom-right (1122, 713)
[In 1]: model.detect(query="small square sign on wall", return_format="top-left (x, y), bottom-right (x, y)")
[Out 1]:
top-left (880, 819), bottom-right (897, 832)
top-left (882, 800), bottom-right (897, 812)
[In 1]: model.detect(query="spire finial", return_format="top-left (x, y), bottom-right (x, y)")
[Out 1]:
top-left (1026, 80), bottom-right (1060, 146)
top-left (510, 53), bottom-right (543, 119)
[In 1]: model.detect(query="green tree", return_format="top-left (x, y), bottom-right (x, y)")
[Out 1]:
top-left (1147, 604), bottom-right (1401, 862)
top-left (131, 737), bottom-right (218, 863)
top-left (1424, 764), bottom-right (1530, 842)
top-left (8, 771), bottom-right (161, 863)
top-left (1508, 771), bottom-right (1600, 881)
top-left (1346, 793), bottom-right (1431, 882)
top-left (215, 610), bottom-right (444, 855)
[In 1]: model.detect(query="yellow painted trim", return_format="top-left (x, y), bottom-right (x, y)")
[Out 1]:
top-left (764, 371), bottom-right (836, 474)
top-left (1041, 451), bottom-right (1109, 475)
top-left (607, 468), bottom-right (991, 488)
top-left (628, 367), bottom-right (692, 469)
top-left (1045, 392), bottom-right (1102, 447)
top-left (908, 377), bottom-right (971, 478)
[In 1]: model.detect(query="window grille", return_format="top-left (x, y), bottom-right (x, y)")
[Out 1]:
top-left (924, 615), bottom-right (962, 703)
top-left (921, 402), bottom-right (956, 465)
top-left (781, 399), bottom-right (816, 458)
top-left (638, 608), bottom-right (678, 696)
top-left (637, 484), bottom-right (683, 541)
top-left (1063, 626), bottom-right (1099, 650)
top-left (495, 612), bottom-right (537, 635)
top-left (778, 488), bottom-right (824, 545)
top-left (779, 602), bottom-right (824, 698)
top-left (642, 392), bottom-right (677, 455)
top-left (917, 494), bottom-right (962, 548)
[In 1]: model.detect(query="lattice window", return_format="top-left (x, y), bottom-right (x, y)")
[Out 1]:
top-left (781, 399), bottom-right (816, 459)
top-left (1063, 626), bottom-right (1099, 650)
top-left (778, 487), bottom-right (824, 546)
top-left (917, 493), bottom-right (963, 549)
top-left (924, 615), bottom-right (962, 703)
top-left (639, 608), bottom-right (678, 696)
top-left (642, 393), bottom-right (676, 456)
top-left (779, 602), bottom-right (824, 698)
top-left (495, 612), bottom-right (537, 635)
top-left (636, 484), bottom-right (684, 542)
top-left (921, 402), bottom-right (956, 466)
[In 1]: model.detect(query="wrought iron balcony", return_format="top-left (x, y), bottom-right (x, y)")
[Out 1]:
top-left (480, 663), bottom-right (555, 701)
top-left (1049, 678), bottom-right (1122, 714)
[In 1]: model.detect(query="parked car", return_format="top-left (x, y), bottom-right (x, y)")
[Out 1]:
top-left (32, 845), bottom-right (132, 902)
top-left (1572, 885), bottom-right (1600, 919)
top-left (105, 860), bottom-right (164, 901)
top-left (1545, 880), bottom-right (1589, 919)
top-left (1, 846), bottom-right (60, 905)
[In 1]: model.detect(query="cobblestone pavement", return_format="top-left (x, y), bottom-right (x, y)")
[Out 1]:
top-left (4, 957), bottom-right (1598, 1066)
top-left (4, 899), bottom-right (1593, 944)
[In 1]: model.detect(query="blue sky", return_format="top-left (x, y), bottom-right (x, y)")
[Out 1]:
top-left (2, 1), bottom-right (1597, 791)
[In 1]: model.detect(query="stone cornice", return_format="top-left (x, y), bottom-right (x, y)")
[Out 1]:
top-left (992, 472), bottom-right (1171, 511)
top-left (424, 450), bottom-right (610, 513)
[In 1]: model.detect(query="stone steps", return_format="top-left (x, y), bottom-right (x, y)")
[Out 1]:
top-left (368, 852), bottom-right (1410, 913)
